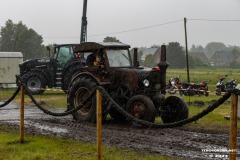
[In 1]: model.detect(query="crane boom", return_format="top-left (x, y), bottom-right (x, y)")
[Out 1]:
top-left (80, 0), bottom-right (88, 43)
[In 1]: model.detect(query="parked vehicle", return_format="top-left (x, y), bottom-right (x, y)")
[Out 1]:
top-left (19, 44), bottom-right (83, 94)
top-left (179, 81), bottom-right (209, 96)
top-left (166, 76), bottom-right (182, 94)
top-left (216, 75), bottom-right (236, 95)
top-left (67, 42), bottom-right (189, 124)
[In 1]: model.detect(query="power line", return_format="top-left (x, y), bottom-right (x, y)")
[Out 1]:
top-left (188, 18), bottom-right (240, 22)
top-left (43, 19), bottom-right (183, 39)
top-left (88, 19), bottom-right (183, 37)
top-left (42, 18), bottom-right (240, 39)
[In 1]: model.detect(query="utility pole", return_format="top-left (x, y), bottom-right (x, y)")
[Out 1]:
top-left (80, 0), bottom-right (88, 43)
top-left (184, 17), bottom-right (190, 83)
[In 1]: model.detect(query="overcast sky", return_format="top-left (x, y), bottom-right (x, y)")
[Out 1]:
top-left (0, 0), bottom-right (240, 48)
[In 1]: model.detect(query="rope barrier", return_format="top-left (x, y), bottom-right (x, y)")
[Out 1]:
top-left (23, 82), bottom-right (94, 117)
top-left (0, 86), bottom-right (20, 108)
top-left (1, 76), bottom-right (239, 128)
top-left (97, 86), bottom-right (235, 128)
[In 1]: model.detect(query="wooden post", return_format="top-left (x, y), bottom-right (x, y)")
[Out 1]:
top-left (20, 85), bottom-right (24, 143)
top-left (229, 93), bottom-right (238, 160)
top-left (96, 89), bottom-right (102, 160)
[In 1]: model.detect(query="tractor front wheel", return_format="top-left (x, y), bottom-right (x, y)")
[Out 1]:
top-left (126, 95), bottom-right (156, 122)
top-left (160, 96), bottom-right (188, 124)
top-left (21, 72), bottom-right (46, 95)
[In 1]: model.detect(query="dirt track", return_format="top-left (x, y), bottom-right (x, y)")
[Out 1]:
top-left (0, 103), bottom-right (240, 160)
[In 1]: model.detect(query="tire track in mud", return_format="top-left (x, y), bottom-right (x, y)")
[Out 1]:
top-left (1, 104), bottom-right (240, 160)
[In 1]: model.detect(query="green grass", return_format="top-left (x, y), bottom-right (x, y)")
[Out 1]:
top-left (0, 89), bottom-right (67, 109)
top-left (176, 93), bottom-right (240, 133)
top-left (164, 68), bottom-right (240, 132)
top-left (0, 124), bottom-right (177, 160)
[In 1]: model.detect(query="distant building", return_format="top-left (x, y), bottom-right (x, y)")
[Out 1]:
top-left (210, 51), bottom-right (233, 67)
top-left (189, 52), bottom-right (209, 66)
top-left (139, 47), bottom-right (161, 64)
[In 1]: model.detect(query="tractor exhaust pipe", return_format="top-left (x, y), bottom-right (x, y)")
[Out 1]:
top-left (158, 45), bottom-right (169, 94)
top-left (133, 48), bottom-right (139, 68)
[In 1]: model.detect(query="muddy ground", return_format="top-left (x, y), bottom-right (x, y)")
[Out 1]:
top-left (0, 103), bottom-right (240, 160)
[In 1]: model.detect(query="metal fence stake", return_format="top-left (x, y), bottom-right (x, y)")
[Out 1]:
top-left (229, 93), bottom-right (238, 160)
top-left (20, 85), bottom-right (24, 143)
top-left (96, 89), bottom-right (102, 160)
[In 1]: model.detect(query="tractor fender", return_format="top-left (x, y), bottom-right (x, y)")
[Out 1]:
top-left (70, 72), bottom-right (110, 86)
top-left (25, 68), bottom-right (50, 82)
top-left (62, 58), bottom-right (83, 75)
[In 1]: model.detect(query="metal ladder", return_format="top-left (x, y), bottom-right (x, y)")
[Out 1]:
top-left (55, 68), bottom-right (62, 88)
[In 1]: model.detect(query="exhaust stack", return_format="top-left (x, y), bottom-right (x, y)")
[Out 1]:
top-left (133, 48), bottom-right (139, 68)
top-left (158, 45), bottom-right (169, 94)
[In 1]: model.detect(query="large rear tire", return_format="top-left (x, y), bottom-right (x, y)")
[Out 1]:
top-left (62, 64), bottom-right (82, 92)
top-left (161, 96), bottom-right (188, 124)
top-left (67, 77), bottom-right (98, 123)
top-left (21, 72), bottom-right (46, 94)
top-left (126, 95), bottom-right (156, 122)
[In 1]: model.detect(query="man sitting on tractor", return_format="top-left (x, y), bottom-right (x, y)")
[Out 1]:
top-left (86, 50), bottom-right (97, 66)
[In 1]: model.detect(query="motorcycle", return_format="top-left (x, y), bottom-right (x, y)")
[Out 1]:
top-left (179, 81), bottom-right (209, 96)
top-left (216, 75), bottom-right (236, 95)
top-left (166, 76), bottom-right (182, 94)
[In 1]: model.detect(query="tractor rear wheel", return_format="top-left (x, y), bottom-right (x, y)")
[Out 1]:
top-left (62, 64), bottom-right (82, 92)
top-left (68, 77), bottom-right (100, 123)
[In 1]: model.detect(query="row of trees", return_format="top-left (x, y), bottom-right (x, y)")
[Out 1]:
top-left (135, 42), bottom-right (240, 69)
top-left (190, 42), bottom-right (240, 59)
top-left (0, 20), bottom-right (47, 60)
top-left (190, 43), bottom-right (240, 68)
top-left (134, 42), bottom-right (205, 69)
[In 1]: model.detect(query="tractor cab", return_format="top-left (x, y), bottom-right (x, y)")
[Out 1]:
top-left (52, 44), bottom-right (77, 68)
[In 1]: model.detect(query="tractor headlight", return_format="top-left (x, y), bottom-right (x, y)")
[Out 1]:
top-left (143, 79), bottom-right (150, 87)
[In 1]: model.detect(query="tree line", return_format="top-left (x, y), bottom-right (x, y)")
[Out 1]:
top-left (1, 20), bottom-right (240, 68)
top-left (0, 20), bottom-right (47, 60)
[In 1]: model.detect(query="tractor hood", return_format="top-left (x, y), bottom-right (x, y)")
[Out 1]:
top-left (19, 57), bottom-right (55, 75)
top-left (108, 67), bottom-right (164, 95)
top-left (19, 57), bottom-right (51, 68)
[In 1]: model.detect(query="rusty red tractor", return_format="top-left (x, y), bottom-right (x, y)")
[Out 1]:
top-left (67, 42), bottom-right (188, 124)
